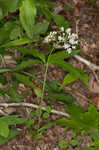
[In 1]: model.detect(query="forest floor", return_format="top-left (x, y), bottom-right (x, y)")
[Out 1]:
top-left (0, 0), bottom-right (99, 150)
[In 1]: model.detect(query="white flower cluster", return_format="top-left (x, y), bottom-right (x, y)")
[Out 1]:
top-left (44, 27), bottom-right (79, 54)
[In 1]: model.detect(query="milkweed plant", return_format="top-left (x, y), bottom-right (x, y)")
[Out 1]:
top-left (44, 27), bottom-right (79, 54)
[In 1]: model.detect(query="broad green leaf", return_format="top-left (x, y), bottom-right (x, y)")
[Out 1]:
top-left (16, 48), bottom-right (46, 63)
top-left (34, 0), bottom-right (55, 8)
top-left (13, 73), bottom-right (35, 88)
top-left (25, 119), bottom-right (34, 128)
top-left (20, 0), bottom-right (36, 38)
top-left (9, 25), bottom-right (22, 40)
top-left (0, 69), bottom-right (11, 73)
top-left (1, 38), bottom-right (31, 47)
top-left (32, 22), bottom-right (49, 35)
top-left (60, 73), bottom-right (78, 90)
top-left (46, 91), bottom-right (77, 105)
top-left (52, 13), bottom-right (69, 28)
top-left (46, 80), bottom-right (59, 92)
top-left (89, 0), bottom-right (95, 3)
top-left (48, 49), bottom-right (80, 64)
top-left (0, 128), bottom-right (20, 145)
top-left (0, 120), bottom-right (9, 138)
top-left (58, 140), bottom-right (68, 149)
top-left (0, 0), bottom-right (23, 13)
top-left (40, 7), bottom-right (52, 20)
top-left (0, 115), bottom-right (26, 125)
top-left (70, 139), bottom-right (78, 146)
top-left (0, 75), bottom-right (6, 85)
top-left (35, 108), bottom-right (42, 117)
top-left (82, 148), bottom-right (97, 150)
top-left (45, 106), bottom-right (51, 113)
top-left (0, 8), bottom-right (3, 20)
top-left (43, 112), bottom-right (49, 119)
top-left (34, 87), bottom-right (42, 98)
top-left (13, 59), bottom-right (41, 71)
top-left (50, 60), bottom-right (88, 86)
top-left (56, 104), bottom-right (99, 134)
top-left (0, 0), bottom-right (23, 19)
top-left (39, 122), bottom-right (54, 133)
top-left (0, 21), bottom-right (13, 44)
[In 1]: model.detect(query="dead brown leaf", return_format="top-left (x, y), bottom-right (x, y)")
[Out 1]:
top-left (88, 74), bottom-right (99, 94)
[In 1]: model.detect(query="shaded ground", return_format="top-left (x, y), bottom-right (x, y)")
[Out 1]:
top-left (0, 0), bottom-right (99, 150)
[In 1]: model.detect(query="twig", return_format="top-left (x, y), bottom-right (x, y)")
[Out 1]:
top-left (75, 19), bottom-right (99, 84)
top-left (0, 109), bottom-right (7, 116)
top-left (74, 55), bottom-right (99, 71)
top-left (0, 103), bottom-right (70, 118)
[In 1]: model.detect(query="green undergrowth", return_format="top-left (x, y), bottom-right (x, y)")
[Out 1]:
top-left (0, 0), bottom-right (98, 149)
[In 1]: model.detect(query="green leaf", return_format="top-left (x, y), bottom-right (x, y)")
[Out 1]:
top-left (60, 73), bottom-right (78, 90)
top-left (46, 90), bottom-right (77, 106)
top-left (82, 147), bottom-right (98, 150)
top-left (1, 38), bottom-right (31, 47)
top-left (56, 104), bottom-right (99, 134)
top-left (45, 106), bottom-right (51, 113)
top-left (0, 0), bottom-right (23, 19)
top-left (12, 73), bottom-right (35, 88)
top-left (20, 0), bottom-right (36, 38)
top-left (51, 60), bottom-right (88, 86)
top-left (34, 0), bottom-right (55, 8)
top-left (35, 108), bottom-right (42, 117)
top-left (32, 22), bottom-right (49, 35)
top-left (39, 122), bottom-right (54, 133)
top-left (70, 139), bottom-right (78, 146)
top-left (9, 25), bottom-right (22, 40)
top-left (0, 128), bottom-right (20, 145)
top-left (89, 0), bottom-right (95, 3)
top-left (25, 119), bottom-right (34, 128)
top-left (41, 7), bottom-right (52, 20)
top-left (48, 50), bottom-right (80, 64)
top-left (16, 48), bottom-right (46, 63)
top-left (0, 69), bottom-right (11, 73)
top-left (0, 120), bottom-right (9, 138)
top-left (34, 87), bottom-right (42, 98)
top-left (0, 75), bottom-right (6, 85)
top-left (13, 59), bottom-right (41, 71)
top-left (46, 80), bottom-right (77, 105)
top-left (0, 21), bottom-right (13, 44)
top-left (0, 0), bottom-right (22, 13)
top-left (43, 112), bottom-right (49, 119)
top-left (52, 13), bottom-right (69, 28)
top-left (58, 140), bottom-right (68, 149)
top-left (0, 115), bottom-right (26, 125)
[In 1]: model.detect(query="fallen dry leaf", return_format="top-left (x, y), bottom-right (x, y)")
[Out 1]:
top-left (88, 74), bottom-right (99, 94)
top-left (90, 95), bottom-right (99, 109)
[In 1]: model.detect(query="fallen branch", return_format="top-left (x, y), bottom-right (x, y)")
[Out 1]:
top-left (0, 102), bottom-right (70, 118)
top-left (0, 109), bottom-right (7, 115)
top-left (74, 55), bottom-right (99, 71)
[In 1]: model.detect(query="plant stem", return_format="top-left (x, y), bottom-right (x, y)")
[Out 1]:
top-left (38, 48), bottom-right (54, 126)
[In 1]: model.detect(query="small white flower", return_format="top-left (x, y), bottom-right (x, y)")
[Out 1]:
top-left (63, 33), bottom-right (65, 36)
top-left (72, 46), bottom-right (76, 49)
top-left (53, 31), bottom-right (57, 35)
top-left (69, 38), bottom-right (75, 45)
top-left (67, 48), bottom-right (72, 54)
top-left (71, 33), bottom-right (78, 39)
top-left (60, 27), bottom-right (64, 32)
top-left (58, 36), bottom-right (62, 41)
top-left (74, 40), bottom-right (78, 44)
top-left (66, 28), bottom-right (71, 34)
top-left (63, 44), bottom-right (70, 49)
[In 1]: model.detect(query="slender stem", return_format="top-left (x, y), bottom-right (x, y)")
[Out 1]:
top-left (38, 48), bottom-right (54, 125)
top-left (0, 55), bottom-right (6, 68)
